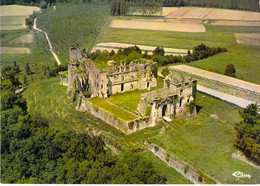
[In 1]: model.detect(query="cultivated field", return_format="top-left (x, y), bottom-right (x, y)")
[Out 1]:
top-left (1, 47), bottom-right (30, 54)
top-left (92, 42), bottom-right (189, 55)
top-left (234, 33), bottom-right (260, 46)
top-left (162, 7), bottom-right (178, 16)
top-left (13, 33), bottom-right (34, 43)
top-left (166, 7), bottom-right (260, 21)
top-left (0, 5), bottom-right (40, 16)
top-left (211, 20), bottom-right (260, 27)
top-left (109, 19), bottom-right (205, 33)
top-left (0, 5), bottom-right (40, 30)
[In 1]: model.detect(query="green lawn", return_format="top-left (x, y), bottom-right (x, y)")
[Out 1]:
top-left (106, 77), bottom-right (164, 113)
top-left (88, 97), bottom-right (138, 121)
top-left (148, 92), bottom-right (260, 184)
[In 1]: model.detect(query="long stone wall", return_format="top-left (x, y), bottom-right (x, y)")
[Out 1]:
top-left (146, 142), bottom-right (220, 184)
top-left (77, 97), bottom-right (156, 134)
top-left (170, 68), bottom-right (260, 104)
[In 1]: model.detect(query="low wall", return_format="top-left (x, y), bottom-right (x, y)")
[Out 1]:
top-left (78, 97), bottom-right (156, 134)
top-left (146, 142), bottom-right (219, 184)
top-left (170, 69), bottom-right (260, 104)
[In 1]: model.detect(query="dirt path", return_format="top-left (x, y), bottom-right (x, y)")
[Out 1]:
top-left (232, 151), bottom-right (260, 170)
top-left (197, 85), bottom-right (254, 108)
top-left (33, 15), bottom-right (61, 65)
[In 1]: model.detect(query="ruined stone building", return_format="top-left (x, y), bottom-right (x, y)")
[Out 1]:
top-left (137, 75), bottom-right (197, 126)
top-left (65, 47), bottom-right (197, 134)
top-left (67, 47), bottom-right (157, 98)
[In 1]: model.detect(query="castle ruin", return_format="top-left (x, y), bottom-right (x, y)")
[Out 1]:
top-left (65, 47), bottom-right (197, 134)
top-left (67, 47), bottom-right (157, 98)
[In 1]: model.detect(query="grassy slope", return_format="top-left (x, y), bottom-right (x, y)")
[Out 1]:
top-left (22, 77), bottom-right (190, 184)
top-left (37, 2), bottom-right (110, 64)
top-left (23, 76), bottom-right (260, 184)
top-left (149, 92), bottom-right (260, 184)
top-left (1, 29), bottom-right (56, 69)
top-left (95, 21), bottom-right (260, 84)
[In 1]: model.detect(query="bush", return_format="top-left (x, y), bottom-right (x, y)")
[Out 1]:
top-left (184, 165), bottom-right (189, 174)
top-left (224, 64), bottom-right (236, 77)
top-left (154, 146), bottom-right (159, 152)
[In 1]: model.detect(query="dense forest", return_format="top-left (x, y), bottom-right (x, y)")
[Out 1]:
top-left (234, 104), bottom-right (260, 165)
top-left (1, 0), bottom-right (260, 12)
top-left (1, 63), bottom-right (167, 183)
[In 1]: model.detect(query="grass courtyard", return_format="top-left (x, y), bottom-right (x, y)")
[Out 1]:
top-left (89, 97), bottom-right (138, 121)
top-left (106, 77), bottom-right (164, 113)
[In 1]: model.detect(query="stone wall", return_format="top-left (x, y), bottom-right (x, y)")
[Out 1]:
top-left (170, 68), bottom-right (260, 103)
top-left (77, 97), bottom-right (158, 134)
top-left (146, 142), bottom-right (219, 184)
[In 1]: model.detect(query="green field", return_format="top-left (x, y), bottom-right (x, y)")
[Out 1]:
top-left (95, 19), bottom-right (260, 84)
top-left (149, 92), bottom-right (260, 184)
top-left (89, 97), bottom-right (138, 121)
top-left (1, 29), bottom-right (56, 70)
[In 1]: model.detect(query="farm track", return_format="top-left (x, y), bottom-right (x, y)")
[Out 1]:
top-left (33, 11), bottom-right (61, 65)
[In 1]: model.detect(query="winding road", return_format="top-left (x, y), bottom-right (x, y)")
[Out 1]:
top-left (33, 17), bottom-right (61, 65)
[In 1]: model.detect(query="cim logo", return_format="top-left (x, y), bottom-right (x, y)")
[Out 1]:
top-left (232, 171), bottom-right (251, 179)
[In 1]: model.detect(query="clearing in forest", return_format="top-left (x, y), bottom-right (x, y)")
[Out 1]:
top-left (166, 7), bottom-right (260, 21)
top-left (109, 19), bottom-right (205, 33)
top-left (234, 33), bottom-right (260, 46)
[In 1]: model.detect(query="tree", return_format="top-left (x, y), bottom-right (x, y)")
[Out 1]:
top-left (234, 103), bottom-right (260, 165)
top-left (13, 61), bottom-right (21, 73)
top-left (153, 47), bottom-right (165, 56)
top-left (151, 63), bottom-right (158, 78)
top-left (26, 62), bottom-right (32, 75)
top-left (224, 64), bottom-right (236, 77)
top-left (161, 67), bottom-right (170, 78)
top-left (23, 75), bottom-right (28, 86)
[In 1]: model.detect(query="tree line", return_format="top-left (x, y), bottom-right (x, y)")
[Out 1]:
top-left (1, 63), bottom-right (167, 184)
top-left (234, 104), bottom-right (260, 165)
top-left (89, 43), bottom-right (227, 67)
top-left (109, 0), bottom-right (163, 16)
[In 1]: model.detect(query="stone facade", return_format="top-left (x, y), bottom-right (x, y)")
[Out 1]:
top-left (137, 75), bottom-right (197, 125)
top-left (67, 47), bottom-right (157, 98)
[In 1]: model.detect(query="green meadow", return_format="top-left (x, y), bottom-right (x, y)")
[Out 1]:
top-left (95, 21), bottom-right (260, 84)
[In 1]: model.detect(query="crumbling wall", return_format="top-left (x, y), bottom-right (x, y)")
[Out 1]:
top-left (77, 97), bottom-right (158, 134)
top-left (146, 142), bottom-right (219, 184)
